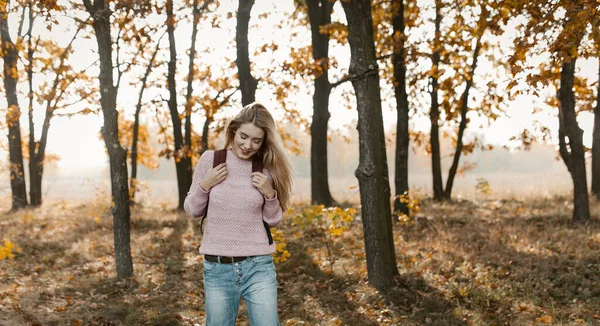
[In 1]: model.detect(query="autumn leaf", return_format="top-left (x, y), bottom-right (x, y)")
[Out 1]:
top-left (535, 316), bottom-right (553, 324)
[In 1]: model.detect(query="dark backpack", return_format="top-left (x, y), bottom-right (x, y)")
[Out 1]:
top-left (200, 149), bottom-right (274, 245)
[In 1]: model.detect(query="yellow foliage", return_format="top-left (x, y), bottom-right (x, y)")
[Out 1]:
top-left (475, 178), bottom-right (492, 195)
top-left (117, 115), bottom-right (159, 171)
top-left (397, 190), bottom-right (422, 218)
top-left (291, 204), bottom-right (358, 271)
top-left (0, 238), bottom-right (19, 260)
top-left (535, 316), bottom-right (553, 324)
top-left (271, 228), bottom-right (291, 264)
top-left (22, 212), bottom-right (34, 224)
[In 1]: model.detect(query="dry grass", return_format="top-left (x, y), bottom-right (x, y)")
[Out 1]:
top-left (0, 195), bottom-right (599, 325)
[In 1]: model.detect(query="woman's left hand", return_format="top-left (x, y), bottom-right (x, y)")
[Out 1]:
top-left (252, 172), bottom-right (276, 199)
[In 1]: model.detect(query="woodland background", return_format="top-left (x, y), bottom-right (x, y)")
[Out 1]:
top-left (1, 0), bottom-right (600, 325)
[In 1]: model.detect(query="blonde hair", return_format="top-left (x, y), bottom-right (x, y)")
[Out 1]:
top-left (224, 102), bottom-right (294, 210)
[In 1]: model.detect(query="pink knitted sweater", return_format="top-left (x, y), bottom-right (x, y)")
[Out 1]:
top-left (184, 149), bottom-right (282, 257)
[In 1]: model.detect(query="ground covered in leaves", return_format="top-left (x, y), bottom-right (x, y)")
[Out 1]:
top-left (1, 196), bottom-right (599, 325)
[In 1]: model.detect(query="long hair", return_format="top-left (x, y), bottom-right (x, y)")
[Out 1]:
top-left (224, 102), bottom-right (294, 210)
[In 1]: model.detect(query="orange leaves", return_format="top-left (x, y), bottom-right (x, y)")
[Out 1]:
top-left (6, 105), bottom-right (20, 126)
top-left (118, 116), bottom-right (159, 171)
top-left (271, 228), bottom-right (291, 263)
top-left (395, 190), bottom-right (422, 223)
top-left (475, 177), bottom-right (492, 195)
top-left (0, 238), bottom-right (20, 260)
top-left (37, 0), bottom-right (60, 10)
top-left (319, 22), bottom-right (348, 46)
top-left (290, 204), bottom-right (358, 272)
top-left (535, 315), bottom-right (553, 324)
top-left (0, 0), bottom-right (7, 14)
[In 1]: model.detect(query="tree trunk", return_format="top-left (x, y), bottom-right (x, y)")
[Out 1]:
top-left (166, 0), bottom-right (193, 210)
top-left (26, 6), bottom-right (42, 207)
top-left (444, 32), bottom-right (483, 199)
top-left (185, 0), bottom-right (200, 153)
top-left (392, 0), bottom-right (409, 216)
top-left (592, 58), bottom-right (600, 198)
top-left (306, 0), bottom-right (335, 207)
top-left (556, 4), bottom-right (590, 223)
top-left (236, 0), bottom-right (257, 106)
top-left (430, 0), bottom-right (444, 200)
top-left (341, 0), bottom-right (399, 291)
top-left (0, 1), bottom-right (28, 210)
top-left (84, 0), bottom-right (133, 278)
top-left (131, 36), bottom-right (161, 201)
top-left (201, 116), bottom-right (211, 155)
top-left (29, 20), bottom-right (83, 207)
top-left (558, 57), bottom-right (590, 223)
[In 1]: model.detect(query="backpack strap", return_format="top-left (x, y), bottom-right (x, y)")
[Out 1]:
top-left (213, 149), bottom-right (227, 167)
top-left (252, 155), bottom-right (274, 245)
top-left (200, 149), bottom-right (227, 234)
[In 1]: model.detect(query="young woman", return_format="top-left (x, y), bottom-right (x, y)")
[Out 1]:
top-left (184, 102), bottom-right (293, 326)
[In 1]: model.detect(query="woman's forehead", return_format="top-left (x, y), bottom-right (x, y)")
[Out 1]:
top-left (237, 123), bottom-right (264, 139)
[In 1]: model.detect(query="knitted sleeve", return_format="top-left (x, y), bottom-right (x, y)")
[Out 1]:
top-left (262, 168), bottom-right (283, 227)
top-left (183, 150), bottom-right (213, 218)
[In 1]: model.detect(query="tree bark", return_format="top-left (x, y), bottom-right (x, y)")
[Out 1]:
top-left (306, 0), bottom-right (335, 207)
top-left (444, 32), bottom-right (483, 199)
top-left (392, 0), bottom-right (409, 216)
top-left (28, 14), bottom-right (84, 207)
top-left (84, 0), bottom-right (133, 278)
top-left (592, 58), bottom-right (600, 198)
top-left (236, 0), bottom-right (257, 106)
top-left (131, 36), bottom-right (161, 201)
top-left (26, 4), bottom-right (41, 207)
top-left (341, 0), bottom-right (399, 291)
top-left (556, 3), bottom-right (590, 223)
top-left (185, 0), bottom-right (201, 152)
top-left (0, 0), bottom-right (28, 210)
top-left (201, 115), bottom-right (211, 154)
top-left (166, 0), bottom-right (193, 210)
top-left (430, 0), bottom-right (444, 200)
top-left (558, 57), bottom-right (590, 223)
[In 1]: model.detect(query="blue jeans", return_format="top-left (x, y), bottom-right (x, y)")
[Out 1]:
top-left (203, 254), bottom-right (279, 326)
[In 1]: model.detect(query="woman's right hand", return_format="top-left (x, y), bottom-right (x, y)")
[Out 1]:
top-left (199, 163), bottom-right (228, 191)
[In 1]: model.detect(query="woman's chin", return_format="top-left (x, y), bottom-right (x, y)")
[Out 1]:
top-left (238, 150), bottom-right (254, 160)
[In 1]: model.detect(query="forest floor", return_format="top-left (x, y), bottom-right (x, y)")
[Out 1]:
top-left (1, 195), bottom-right (599, 326)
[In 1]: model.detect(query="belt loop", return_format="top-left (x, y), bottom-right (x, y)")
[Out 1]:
top-left (217, 256), bottom-right (221, 264)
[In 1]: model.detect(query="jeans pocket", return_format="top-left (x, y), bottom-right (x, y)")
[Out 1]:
top-left (250, 255), bottom-right (275, 274)
top-left (251, 254), bottom-right (274, 265)
top-left (203, 260), bottom-right (218, 273)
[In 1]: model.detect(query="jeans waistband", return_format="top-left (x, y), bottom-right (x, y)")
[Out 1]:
top-left (204, 254), bottom-right (254, 264)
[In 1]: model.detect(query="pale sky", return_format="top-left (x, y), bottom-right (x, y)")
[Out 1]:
top-left (0, 0), bottom-right (598, 169)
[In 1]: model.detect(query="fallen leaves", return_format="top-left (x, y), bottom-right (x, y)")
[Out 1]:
top-left (1, 197), bottom-right (599, 325)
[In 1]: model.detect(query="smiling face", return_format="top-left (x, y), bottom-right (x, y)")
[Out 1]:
top-left (231, 122), bottom-right (265, 160)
